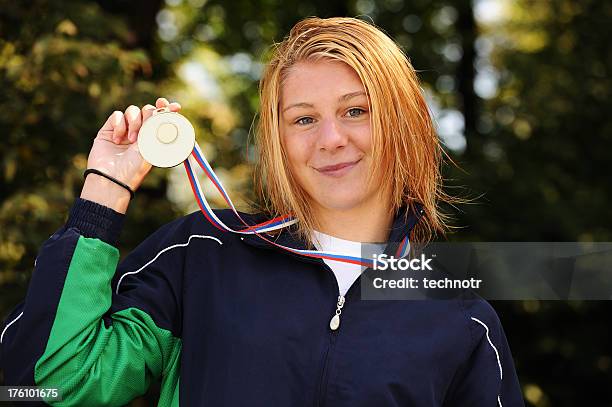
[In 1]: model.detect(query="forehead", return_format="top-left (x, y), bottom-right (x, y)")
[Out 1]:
top-left (280, 59), bottom-right (366, 104)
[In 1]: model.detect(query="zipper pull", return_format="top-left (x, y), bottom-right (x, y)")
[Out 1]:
top-left (329, 295), bottom-right (345, 331)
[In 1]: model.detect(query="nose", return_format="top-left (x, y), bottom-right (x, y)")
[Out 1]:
top-left (316, 118), bottom-right (348, 151)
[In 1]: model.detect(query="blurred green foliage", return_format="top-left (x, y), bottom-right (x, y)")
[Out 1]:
top-left (0, 0), bottom-right (179, 315)
top-left (1, 0), bottom-right (611, 406)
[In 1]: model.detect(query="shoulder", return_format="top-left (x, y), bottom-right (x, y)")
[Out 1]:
top-left (115, 209), bottom-right (265, 282)
top-left (458, 291), bottom-right (504, 339)
top-left (145, 208), bottom-right (265, 247)
top-left (452, 290), bottom-right (508, 369)
top-left (441, 293), bottom-right (522, 405)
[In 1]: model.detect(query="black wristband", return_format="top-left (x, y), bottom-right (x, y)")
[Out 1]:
top-left (84, 168), bottom-right (135, 200)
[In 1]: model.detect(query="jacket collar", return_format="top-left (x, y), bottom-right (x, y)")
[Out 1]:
top-left (235, 202), bottom-right (425, 255)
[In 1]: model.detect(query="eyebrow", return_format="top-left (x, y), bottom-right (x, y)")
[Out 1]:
top-left (281, 91), bottom-right (367, 113)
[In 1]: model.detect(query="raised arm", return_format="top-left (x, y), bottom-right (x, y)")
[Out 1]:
top-left (1, 98), bottom-right (185, 406)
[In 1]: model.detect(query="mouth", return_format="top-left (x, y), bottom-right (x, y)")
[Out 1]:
top-left (314, 158), bottom-right (362, 177)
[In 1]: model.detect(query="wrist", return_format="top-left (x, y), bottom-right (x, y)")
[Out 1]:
top-left (67, 198), bottom-right (125, 246)
top-left (80, 173), bottom-right (131, 214)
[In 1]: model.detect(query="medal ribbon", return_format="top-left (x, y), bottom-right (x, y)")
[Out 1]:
top-left (183, 142), bottom-right (410, 267)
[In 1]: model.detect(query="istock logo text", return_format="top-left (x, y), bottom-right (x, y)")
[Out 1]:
top-left (372, 254), bottom-right (433, 271)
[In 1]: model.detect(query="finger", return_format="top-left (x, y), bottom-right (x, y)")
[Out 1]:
top-left (168, 102), bottom-right (182, 112)
top-left (124, 105), bottom-right (142, 143)
top-left (111, 111), bottom-right (127, 144)
top-left (99, 110), bottom-right (119, 133)
top-left (155, 97), bottom-right (170, 109)
top-left (141, 104), bottom-right (156, 122)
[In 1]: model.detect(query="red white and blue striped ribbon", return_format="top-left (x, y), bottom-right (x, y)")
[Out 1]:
top-left (183, 142), bottom-right (410, 267)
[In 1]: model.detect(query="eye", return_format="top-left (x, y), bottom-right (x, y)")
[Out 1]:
top-left (295, 117), bottom-right (314, 126)
top-left (346, 108), bottom-right (366, 118)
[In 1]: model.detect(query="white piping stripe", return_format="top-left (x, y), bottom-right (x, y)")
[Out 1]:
top-left (116, 234), bottom-right (223, 295)
top-left (498, 395), bottom-right (503, 406)
top-left (470, 317), bottom-right (503, 380)
top-left (1, 311), bottom-right (24, 344)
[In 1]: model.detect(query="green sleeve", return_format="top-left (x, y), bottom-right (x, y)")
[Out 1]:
top-left (34, 236), bottom-right (181, 407)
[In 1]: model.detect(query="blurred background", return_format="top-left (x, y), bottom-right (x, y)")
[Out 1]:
top-left (1, 0), bottom-right (611, 405)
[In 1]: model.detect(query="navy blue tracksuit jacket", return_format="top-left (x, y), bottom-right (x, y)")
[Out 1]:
top-left (1, 198), bottom-right (524, 406)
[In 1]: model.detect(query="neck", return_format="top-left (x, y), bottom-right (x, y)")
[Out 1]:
top-left (312, 197), bottom-right (394, 243)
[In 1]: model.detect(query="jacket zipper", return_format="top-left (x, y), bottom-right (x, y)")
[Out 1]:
top-left (316, 263), bottom-right (364, 407)
top-left (328, 295), bottom-right (345, 331)
top-left (238, 240), bottom-right (348, 406)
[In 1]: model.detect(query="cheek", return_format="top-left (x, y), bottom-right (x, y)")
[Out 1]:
top-left (283, 134), bottom-right (313, 170)
top-left (354, 125), bottom-right (373, 153)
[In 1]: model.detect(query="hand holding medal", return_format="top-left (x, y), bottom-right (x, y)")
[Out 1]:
top-left (81, 97), bottom-right (182, 213)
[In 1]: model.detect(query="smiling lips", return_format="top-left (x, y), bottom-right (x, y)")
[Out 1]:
top-left (315, 158), bottom-right (362, 177)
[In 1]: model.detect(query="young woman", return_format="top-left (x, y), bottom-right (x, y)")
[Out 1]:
top-left (1, 17), bottom-right (524, 406)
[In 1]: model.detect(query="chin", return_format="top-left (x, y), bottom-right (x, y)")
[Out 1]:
top-left (314, 194), bottom-right (367, 212)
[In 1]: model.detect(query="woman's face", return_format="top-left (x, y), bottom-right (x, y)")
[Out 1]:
top-left (280, 59), bottom-right (381, 215)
